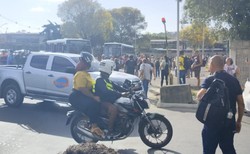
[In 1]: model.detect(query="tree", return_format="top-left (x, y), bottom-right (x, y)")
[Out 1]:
top-left (57, 0), bottom-right (113, 47)
top-left (180, 23), bottom-right (217, 49)
top-left (184, 0), bottom-right (250, 40)
top-left (40, 20), bottom-right (61, 41)
top-left (136, 33), bottom-right (151, 52)
top-left (109, 7), bottom-right (147, 45)
top-left (60, 22), bottom-right (79, 38)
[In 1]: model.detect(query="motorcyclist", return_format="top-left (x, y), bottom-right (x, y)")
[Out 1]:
top-left (93, 59), bottom-right (128, 136)
top-left (69, 52), bottom-right (104, 138)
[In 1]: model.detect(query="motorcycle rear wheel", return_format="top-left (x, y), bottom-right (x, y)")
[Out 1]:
top-left (70, 116), bottom-right (98, 143)
top-left (139, 114), bottom-right (173, 149)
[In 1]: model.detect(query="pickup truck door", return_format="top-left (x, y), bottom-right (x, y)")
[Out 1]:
top-left (23, 55), bottom-right (49, 95)
top-left (46, 55), bottom-right (75, 100)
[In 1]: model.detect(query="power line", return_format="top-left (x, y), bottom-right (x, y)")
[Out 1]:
top-left (0, 14), bottom-right (42, 31)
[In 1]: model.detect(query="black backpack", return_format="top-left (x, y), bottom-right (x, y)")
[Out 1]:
top-left (184, 56), bottom-right (191, 70)
top-left (164, 62), bottom-right (169, 73)
top-left (196, 78), bottom-right (232, 127)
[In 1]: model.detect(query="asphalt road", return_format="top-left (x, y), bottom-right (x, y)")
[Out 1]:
top-left (0, 96), bottom-right (250, 154)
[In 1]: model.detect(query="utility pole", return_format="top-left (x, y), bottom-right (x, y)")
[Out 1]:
top-left (176, 0), bottom-right (180, 84)
top-left (161, 18), bottom-right (168, 56)
top-left (202, 23), bottom-right (205, 59)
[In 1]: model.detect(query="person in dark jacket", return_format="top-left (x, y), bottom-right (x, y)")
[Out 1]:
top-left (197, 55), bottom-right (244, 154)
top-left (125, 55), bottom-right (136, 75)
top-left (155, 58), bottom-right (160, 77)
top-left (94, 60), bottom-right (128, 136)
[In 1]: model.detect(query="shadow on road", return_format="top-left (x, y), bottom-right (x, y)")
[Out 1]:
top-left (0, 100), bottom-right (72, 138)
top-left (117, 148), bottom-right (138, 154)
top-left (147, 148), bottom-right (181, 154)
top-left (0, 99), bottom-right (142, 138)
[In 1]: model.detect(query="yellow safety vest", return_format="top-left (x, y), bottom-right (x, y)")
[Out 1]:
top-left (104, 79), bottom-right (113, 90)
top-left (92, 79), bottom-right (113, 93)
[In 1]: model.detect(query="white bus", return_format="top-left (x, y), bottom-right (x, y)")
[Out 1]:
top-left (46, 38), bottom-right (92, 54)
top-left (103, 42), bottom-right (135, 58)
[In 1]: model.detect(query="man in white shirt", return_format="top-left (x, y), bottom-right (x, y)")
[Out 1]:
top-left (139, 58), bottom-right (154, 98)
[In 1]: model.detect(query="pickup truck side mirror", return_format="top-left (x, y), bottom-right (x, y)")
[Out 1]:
top-left (65, 67), bottom-right (76, 75)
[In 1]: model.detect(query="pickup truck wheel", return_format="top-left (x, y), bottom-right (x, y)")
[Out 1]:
top-left (3, 84), bottom-right (24, 108)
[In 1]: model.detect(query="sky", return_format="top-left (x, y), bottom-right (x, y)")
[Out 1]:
top-left (0, 0), bottom-right (185, 34)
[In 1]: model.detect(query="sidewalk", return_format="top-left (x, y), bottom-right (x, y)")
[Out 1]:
top-left (148, 67), bottom-right (210, 105)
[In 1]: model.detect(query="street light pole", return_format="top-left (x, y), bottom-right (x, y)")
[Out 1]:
top-left (176, 0), bottom-right (180, 84)
top-left (161, 17), bottom-right (168, 56)
top-left (202, 23), bottom-right (205, 59)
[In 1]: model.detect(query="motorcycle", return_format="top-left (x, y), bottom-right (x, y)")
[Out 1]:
top-left (66, 80), bottom-right (173, 149)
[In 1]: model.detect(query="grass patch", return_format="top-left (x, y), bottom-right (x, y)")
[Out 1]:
top-left (191, 86), bottom-right (200, 97)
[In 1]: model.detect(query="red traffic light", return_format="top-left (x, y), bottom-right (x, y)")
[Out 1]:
top-left (162, 17), bottom-right (166, 23)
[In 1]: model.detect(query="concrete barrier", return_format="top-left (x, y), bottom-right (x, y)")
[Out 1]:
top-left (157, 84), bottom-right (197, 108)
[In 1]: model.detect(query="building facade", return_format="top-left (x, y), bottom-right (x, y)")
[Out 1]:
top-left (0, 33), bottom-right (45, 51)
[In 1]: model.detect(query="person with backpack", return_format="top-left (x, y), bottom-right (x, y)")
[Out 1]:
top-left (185, 56), bottom-right (192, 78)
top-left (178, 50), bottom-right (186, 84)
top-left (196, 55), bottom-right (244, 154)
top-left (160, 55), bottom-right (169, 87)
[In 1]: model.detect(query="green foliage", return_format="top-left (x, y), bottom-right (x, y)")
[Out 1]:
top-left (109, 7), bottom-right (147, 45)
top-left (57, 0), bottom-right (113, 46)
top-left (136, 33), bottom-right (151, 52)
top-left (60, 22), bottom-right (79, 38)
top-left (57, 0), bottom-right (147, 49)
top-left (180, 23), bottom-right (226, 49)
top-left (184, 0), bottom-right (250, 40)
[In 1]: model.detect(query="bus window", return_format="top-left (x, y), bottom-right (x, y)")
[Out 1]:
top-left (103, 42), bottom-right (134, 59)
top-left (46, 38), bottom-right (92, 54)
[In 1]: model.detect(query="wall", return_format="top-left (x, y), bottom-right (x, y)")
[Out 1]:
top-left (0, 33), bottom-right (44, 51)
top-left (230, 40), bottom-right (250, 87)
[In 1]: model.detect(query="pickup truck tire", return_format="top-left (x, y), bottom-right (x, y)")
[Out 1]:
top-left (3, 84), bottom-right (24, 108)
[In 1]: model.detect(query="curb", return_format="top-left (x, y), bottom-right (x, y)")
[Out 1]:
top-left (156, 101), bottom-right (198, 109)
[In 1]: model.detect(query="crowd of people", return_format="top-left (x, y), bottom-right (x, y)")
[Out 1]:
top-left (0, 49), bottom-right (30, 65)
top-left (97, 51), bottom-right (243, 91)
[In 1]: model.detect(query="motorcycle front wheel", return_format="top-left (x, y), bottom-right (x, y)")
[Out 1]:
top-left (70, 116), bottom-right (98, 143)
top-left (139, 114), bottom-right (173, 149)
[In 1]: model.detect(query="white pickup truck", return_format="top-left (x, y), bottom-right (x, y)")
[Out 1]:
top-left (0, 52), bottom-right (142, 107)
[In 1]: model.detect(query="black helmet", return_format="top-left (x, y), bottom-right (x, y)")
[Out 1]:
top-left (79, 52), bottom-right (92, 68)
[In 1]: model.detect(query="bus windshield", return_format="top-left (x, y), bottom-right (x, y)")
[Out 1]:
top-left (103, 42), bottom-right (134, 58)
top-left (66, 40), bottom-right (91, 53)
top-left (46, 38), bottom-right (92, 54)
